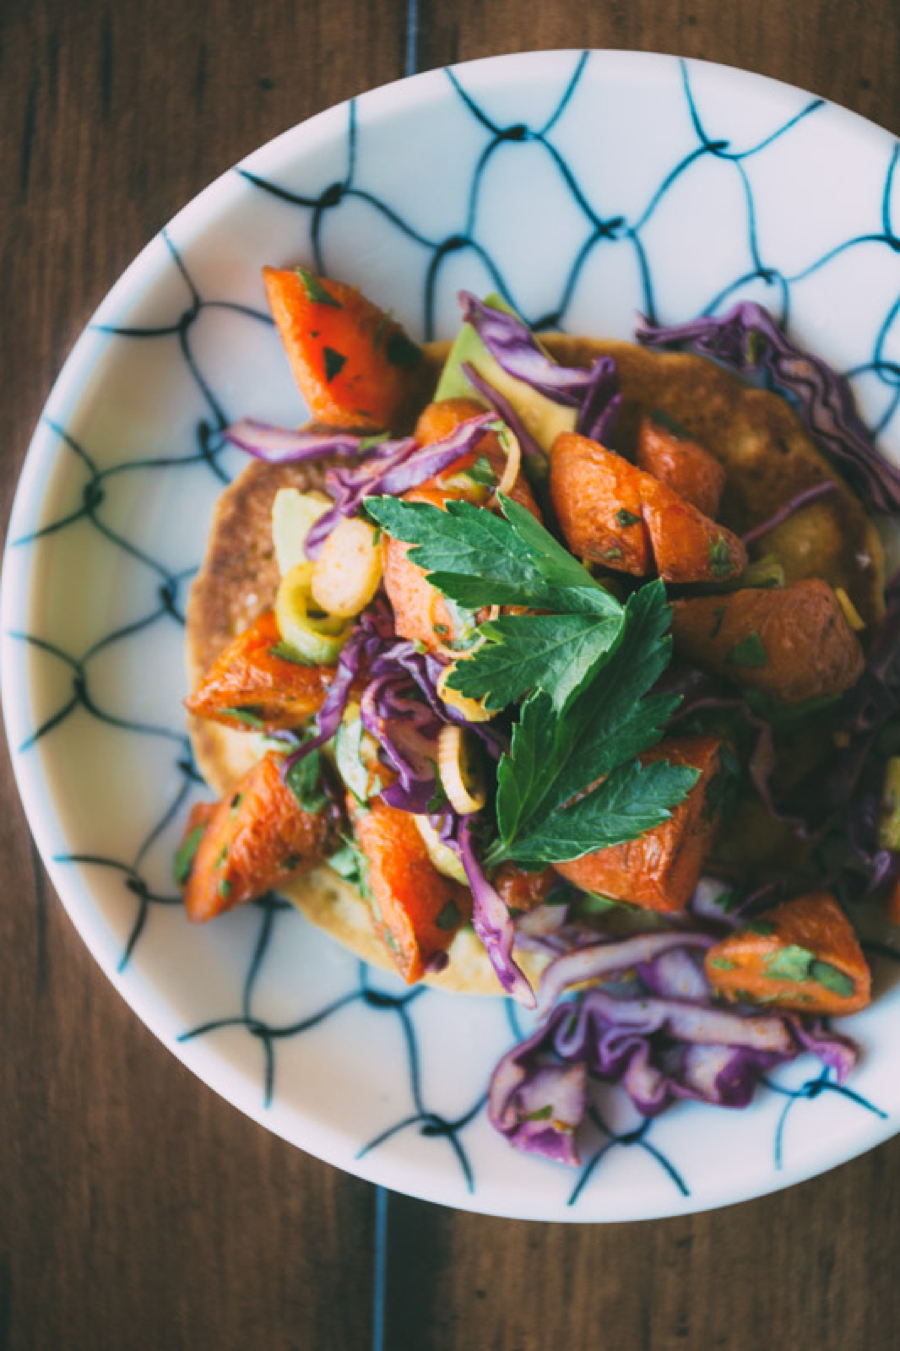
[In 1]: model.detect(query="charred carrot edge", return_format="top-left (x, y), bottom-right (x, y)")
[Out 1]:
top-left (705, 891), bottom-right (871, 1015)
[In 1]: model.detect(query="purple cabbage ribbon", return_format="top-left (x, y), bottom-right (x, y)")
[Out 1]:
top-left (459, 292), bottom-right (621, 446)
top-left (455, 817), bottom-right (537, 1009)
top-left (488, 929), bottom-right (859, 1164)
top-left (636, 301), bottom-right (900, 515)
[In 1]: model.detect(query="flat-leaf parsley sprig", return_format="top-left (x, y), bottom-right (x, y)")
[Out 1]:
top-left (366, 494), bottom-right (698, 864)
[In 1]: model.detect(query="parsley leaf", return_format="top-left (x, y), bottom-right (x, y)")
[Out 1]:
top-left (488, 583), bottom-right (696, 866)
top-left (296, 268), bottom-right (342, 307)
top-left (448, 612), bottom-right (622, 713)
top-left (285, 749), bottom-right (328, 813)
top-left (502, 757), bottom-right (700, 868)
top-left (366, 494), bottom-right (618, 617)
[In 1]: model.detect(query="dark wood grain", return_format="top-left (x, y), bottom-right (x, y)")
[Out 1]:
top-left (3, 1), bottom-right (900, 1349)
top-left (0, 2), bottom-right (406, 1348)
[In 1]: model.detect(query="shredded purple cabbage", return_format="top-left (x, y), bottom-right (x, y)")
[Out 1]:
top-left (306, 414), bottom-right (498, 554)
top-left (741, 480), bottom-right (838, 548)
top-left (455, 817), bottom-right (536, 1008)
top-left (536, 931), bottom-right (715, 1015)
top-left (576, 361), bottom-right (621, 445)
top-left (223, 420), bottom-right (370, 463)
top-left (280, 601), bottom-right (394, 782)
top-left (360, 671), bottom-right (443, 814)
top-left (489, 930), bottom-right (859, 1162)
top-left (460, 292), bottom-right (621, 437)
top-left (636, 302), bottom-right (900, 514)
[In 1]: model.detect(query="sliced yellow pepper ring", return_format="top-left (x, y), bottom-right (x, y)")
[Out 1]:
top-left (413, 816), bottom-right (469, 884)
top-left (438, 725), bottom-right (486, 815)
top-left (275, 561), bottom-right (353, 664)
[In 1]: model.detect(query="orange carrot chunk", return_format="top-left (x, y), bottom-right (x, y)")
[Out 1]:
top-left (553, 736), bottom-right (724, 913)
top-left (670, 580), bottom-right (864, 704)
top-left (636, 413), bottom-right (726, 518)
top-left (550, 432), bottom-right (650, 572)
top-left (352, 796), bottom-right (471, 983)
top-left (550, 433), bottom-right (745, 582)
top-left (185, 612), bottom-right (335, 731)
top-left (705, 891), bottom-right (871, 1015)
top-left (181, 752), bottom-right (335, 923)
top-left (384, 399), bottom-right (540, 653)
top-left (263, 266), bottom-right (424, 432)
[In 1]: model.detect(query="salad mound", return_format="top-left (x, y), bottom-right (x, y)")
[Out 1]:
top-left (177, 267), bottom-right (900, 1165)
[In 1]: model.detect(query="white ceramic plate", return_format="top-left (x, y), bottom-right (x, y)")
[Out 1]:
top-left (4, 49), bottom-right (900, 1222)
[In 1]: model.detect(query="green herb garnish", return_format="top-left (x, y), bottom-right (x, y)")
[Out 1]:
top-left (285, 748), bottom-right (328, 813)
top-left (745, 920), bottom-right (776, 936)
top-left (615, 508), bottom-right (641, 528)
top-left (521, 1104), bottom-right (555, 1122)
top-left (368, 495), bottom-right (696, 869)
top-left (709, 957), bottom-right (737, 971)
top-left (763, 944), bottom-right (813, 982)
top-left (296, 268), bottom-right (342, 307)
top-left (174, 825), bottom-right (206, 885)
top-left (709, 534), bottom-right (736, 578)
top-left (809, 960), bottom-right (855, 997)
top-left (436, 900), bottom-right (462, 931)
top-left (385, 329), bottom-right (422, 368)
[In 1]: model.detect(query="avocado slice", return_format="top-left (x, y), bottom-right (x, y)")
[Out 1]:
top-left (434, 293), bottom-right (577, 454)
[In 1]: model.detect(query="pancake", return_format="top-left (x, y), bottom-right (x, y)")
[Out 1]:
top-left (185, 335), bottom-right (883, 991)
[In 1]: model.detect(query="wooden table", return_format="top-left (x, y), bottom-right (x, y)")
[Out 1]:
top-left (3, 2), bottom-right (900, 1347)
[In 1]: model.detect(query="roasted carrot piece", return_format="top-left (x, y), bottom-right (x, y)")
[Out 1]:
top-left (384, 400), bottom-right (540, 652)
top-left (263, 266), bottom-right (424, 432)
top-left (382, 486), bottom-right (475, 653)
top-left (635, 413), bottom-right (726, 518)
top-left (553, 736), bottom-right (724, 913)
top-left (550, 432), bottom-right (650, 572)
top-left (641, 475), bottom-right (746, 584)
top-left (670, 580), bottom-right (864, 704)
top-left (412, 397), bottom-right (541, 515)
top-left (705, 891), bottom-right (871, 1015)
top-left (550, 433), bottom-right (745, 582)
top-left (181, 752), bottom-right (335, 923)
top-left (352, 796), bottom-right (471, 983)
top-left (185, 611), bottom-right (335, 731)
top-left (494, 864), bottom-right (558, 913)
